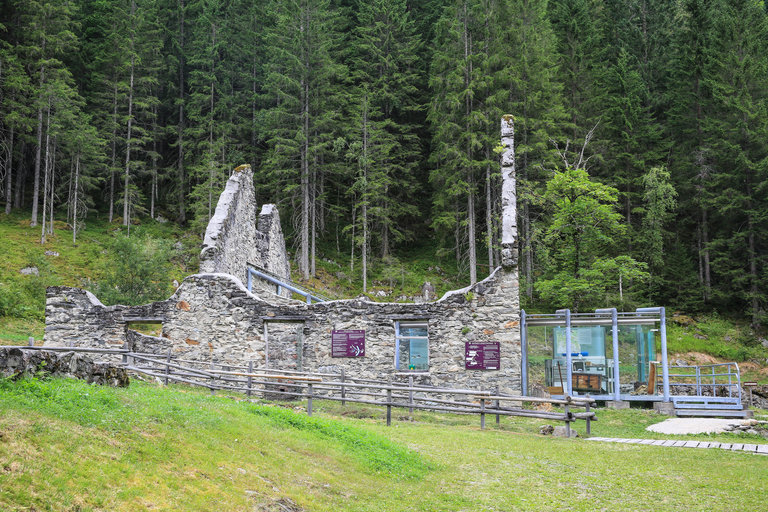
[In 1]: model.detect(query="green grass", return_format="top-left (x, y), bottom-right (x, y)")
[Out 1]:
top-left (1, 377), bottom-right (767, 511)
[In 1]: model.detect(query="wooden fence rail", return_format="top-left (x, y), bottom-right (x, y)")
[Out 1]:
top-left (3, 345), bottom-right (596, 433)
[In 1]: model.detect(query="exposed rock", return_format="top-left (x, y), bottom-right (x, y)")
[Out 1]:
top-left (44, 251), bottom-right (59, 257)
top-left (422, 282), bottom-right (436, 301)
top-left (552, 425), bottom-right (578, 438)
top-left (0, 348), bottom-right (129, 387)
top-left (20, 267), bottom-right (39, 276)
top-left (155, 215), bottom-right (168, 223)
top-left (539, 424), bottom-right (554, 435)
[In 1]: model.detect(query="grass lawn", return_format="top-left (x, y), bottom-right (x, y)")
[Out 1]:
top-left (1, 377), bottom-right (766, 512)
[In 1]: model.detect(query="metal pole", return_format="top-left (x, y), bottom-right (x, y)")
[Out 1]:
top-left (659, 307), bottom-right (670, 401)
top-left (521, 310), bottom-right (528, 395)
top-left (307, 383), bottom-right (313, 416)
top-left (611, 309), bottom-right (620, 400)
top-left (565, 310), bottom-right (573, 395)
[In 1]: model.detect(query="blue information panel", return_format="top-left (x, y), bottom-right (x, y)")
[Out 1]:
top-left (465, 342), bottom-right (500, 370)
top-left (332, 330), bottom-right (366, 357)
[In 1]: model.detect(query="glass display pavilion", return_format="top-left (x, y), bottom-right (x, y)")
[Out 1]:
top-left (521, 307), bottom-right (672, 402)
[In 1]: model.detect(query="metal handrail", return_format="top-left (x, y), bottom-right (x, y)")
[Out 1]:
top-left (245, 263), bottom-right (331, 303)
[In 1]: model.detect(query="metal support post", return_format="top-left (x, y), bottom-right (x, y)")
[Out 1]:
top-left (565, 310), bottom-right (573, 395)
top-left (521, 310), bottom-right (528, 395)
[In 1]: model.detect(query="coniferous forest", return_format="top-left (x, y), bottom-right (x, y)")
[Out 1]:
top-left (1, 1), bottom-right (767, 324)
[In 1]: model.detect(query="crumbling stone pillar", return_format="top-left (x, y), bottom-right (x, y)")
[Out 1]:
top-left (500, 115), bottom-right (518, 269)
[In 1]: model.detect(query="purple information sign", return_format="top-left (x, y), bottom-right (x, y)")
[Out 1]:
top-left (465, 342), bottom-right (500, 370)
top-left (331, 330), bottom-right (366, 357)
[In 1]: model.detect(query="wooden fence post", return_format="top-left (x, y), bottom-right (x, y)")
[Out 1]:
top-left (121, 342), bottom-right (128, 366)
top-left (480, 398), bottom-right (486, 430)
top-left (307, 383), bottom-right (313, 417)
top-left (564, 397), bottom-right (571, 438)
top-left (28, 337), bottom-right (34, 347)
top-left (585, 400), bottom-right (591, 435)
top-left (164, 350), bottom-right (171, 385)
top-left (386, 378), bottom-right (392, 427)
top-left (495, 385), bottom-right (500, 426)
top-left (210, 359), bottom-right (216, 395)
top-left (341, 368), bottom-right (346, 406)
top-left (408, 376), bottom-right (414, 419)
top-left (247, 361), bottom-right (253, 397)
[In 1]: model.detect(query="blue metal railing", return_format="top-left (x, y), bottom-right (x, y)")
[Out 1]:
top-left (245, 263), bottom-right (329, 304)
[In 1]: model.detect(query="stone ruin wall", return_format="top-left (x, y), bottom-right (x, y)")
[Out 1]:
top-left (44, 268), bottom-right (521, 393)
top-left (198, 164), bottom-right (290, 297)
top-left (45, 116), bottom-right (522, 393)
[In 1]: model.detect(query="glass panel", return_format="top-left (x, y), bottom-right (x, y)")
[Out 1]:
top-left (408, 338), bottom-right (429, 371)
top-left (527, 325), bottom-right (554, 394)
top-left (400, 326), bottom-right (428, 337)
top-left (551, 326), bottom-right (609, 395)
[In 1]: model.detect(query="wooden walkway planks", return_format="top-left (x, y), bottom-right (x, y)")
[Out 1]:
top-left (584, 437), bottom-right (767, 455)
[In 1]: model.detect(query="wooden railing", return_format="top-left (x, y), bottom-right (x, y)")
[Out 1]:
top-left (3, 345), bottom-right (596, 433)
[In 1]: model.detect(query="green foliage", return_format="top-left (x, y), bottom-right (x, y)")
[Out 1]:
top-left (535, 166), bottom-right (647, 309)
top-left (93, 232), bottom-right (173, 305)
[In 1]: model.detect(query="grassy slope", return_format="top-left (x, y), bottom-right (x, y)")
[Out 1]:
top-left (0, 378), bottom-right (766, 512)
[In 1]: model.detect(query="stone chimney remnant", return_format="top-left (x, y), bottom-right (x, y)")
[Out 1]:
top-left (500, 115), bottom-right (517, 268)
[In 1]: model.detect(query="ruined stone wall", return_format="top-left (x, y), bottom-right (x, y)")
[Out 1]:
top-left (198, 165), bottom-right (290, 295)
top-left (45, 268), bottom-right (521, 393)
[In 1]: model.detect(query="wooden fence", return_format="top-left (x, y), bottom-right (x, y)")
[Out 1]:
top-left (4, 345), bottom-right (596, 435)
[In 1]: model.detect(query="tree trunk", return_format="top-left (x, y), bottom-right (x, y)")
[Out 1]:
top-left (362, 94), bottom-right (369, 293)
top-left (299, 9), bottom-right (310, 281)
top-left (123, 0), bottom-right (136, 227)
top-left (109, 83), bottom-right (117, 223)
top-left (72, 153), bottom-right (80, 245)
top-left (177, 0), bottom-right (187, 224)
top-left (486, 159), bottom-right (493, 271)
top-left (48, 137), bottom-right (56, 236)
top-left (151, 104), bottom-right (158, 219)
top-left (5, 125), bottom-right (13, 214)
top-left (14, 140), bottom-right (25, 208)
top-left (701, 207), bottom-right (711, 300)
top-left (31, 102), bottom-right (43, 227)
top-left (40, 104), bottom-right (51, 243)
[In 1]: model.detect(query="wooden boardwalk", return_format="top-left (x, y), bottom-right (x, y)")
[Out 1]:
top-left (585, 437), bottom-right (768, 455)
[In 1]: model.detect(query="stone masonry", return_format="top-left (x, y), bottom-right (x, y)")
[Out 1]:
top-left (199, 164), bottom-right (290, 297)
top-left (45, 117), bottom-right (522, 394)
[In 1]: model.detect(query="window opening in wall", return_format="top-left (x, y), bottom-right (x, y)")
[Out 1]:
top-left (395, 321), bottom-right (429, 371)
